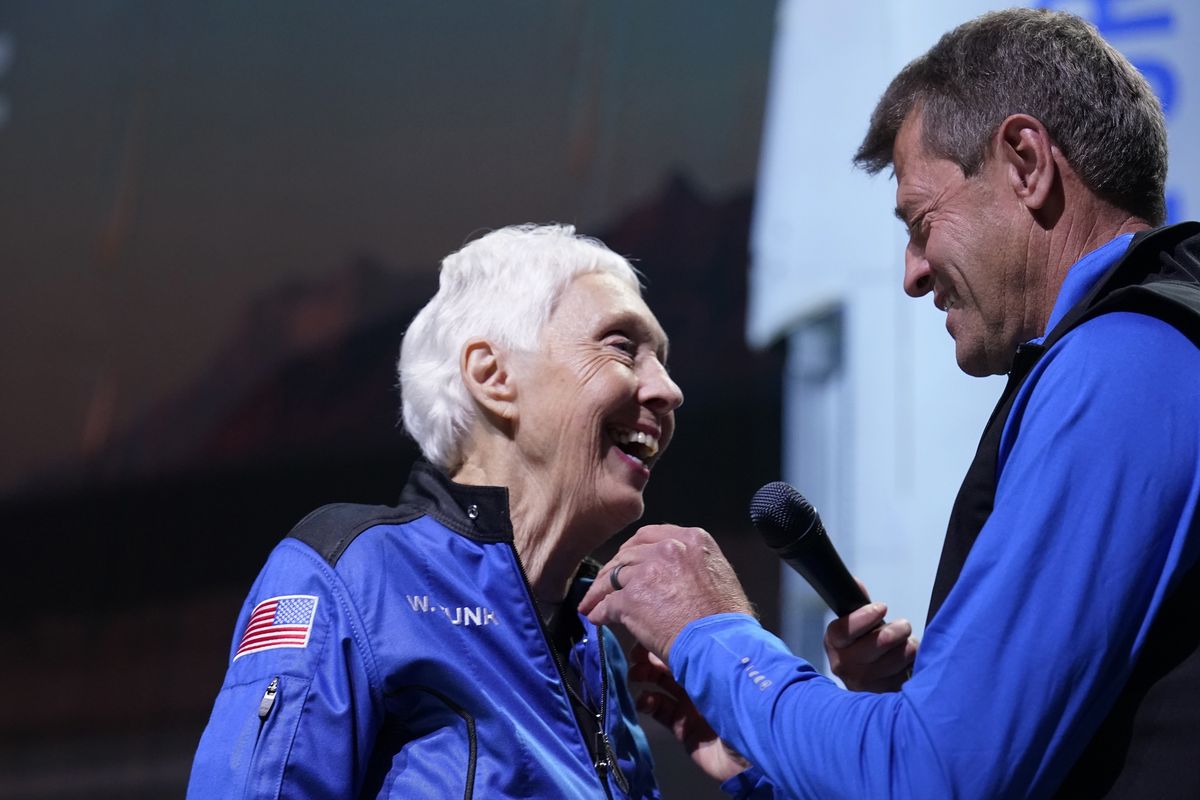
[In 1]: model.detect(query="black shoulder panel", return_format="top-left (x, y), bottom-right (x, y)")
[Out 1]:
top-left (1087, 279), bottom-right (1200, 348)
top-left (287, 502), bottom-right (423, 566)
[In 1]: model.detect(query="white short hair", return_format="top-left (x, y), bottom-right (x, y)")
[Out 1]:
top-left (398, 224), bottom-right (642, 471)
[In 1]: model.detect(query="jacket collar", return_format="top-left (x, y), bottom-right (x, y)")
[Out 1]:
top-left (399, 461), bottom-right (514, 543)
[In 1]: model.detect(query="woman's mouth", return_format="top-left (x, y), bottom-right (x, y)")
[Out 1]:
top-left (607, 426), bottom-right (660, 468)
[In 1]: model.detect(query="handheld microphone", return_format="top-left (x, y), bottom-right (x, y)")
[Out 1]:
top-left (749, 481), bottom-right (870, 618)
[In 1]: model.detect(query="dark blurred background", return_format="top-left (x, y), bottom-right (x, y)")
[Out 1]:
top-left (0, 2), bottom-right (783, 796)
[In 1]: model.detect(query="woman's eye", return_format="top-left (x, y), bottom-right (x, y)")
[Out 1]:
top-left (607, 337), bottom-right (637, 356)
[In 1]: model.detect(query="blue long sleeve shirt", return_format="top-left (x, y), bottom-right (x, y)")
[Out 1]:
top-left (686, 234), bottom-right (1200, 799)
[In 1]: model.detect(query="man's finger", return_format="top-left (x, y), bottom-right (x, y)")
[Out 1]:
top-left (832, 619), bottom-right (913, 666)
top-left (579, 577), bottom-right (618, 617)
top-left (876, 619), bottom-right (913, 649)
top-left (580, 556), bottom-right (650, 613)
top-left (842, 642), bottom-right (917, 690)
top-left (627, 523), bottom-right (702, 545)
top-left (825, 602), bottom-right (888, 648)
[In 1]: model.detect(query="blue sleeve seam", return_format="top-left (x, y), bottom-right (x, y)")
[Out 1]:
top-left (281, 538), bottom-right (385, 706)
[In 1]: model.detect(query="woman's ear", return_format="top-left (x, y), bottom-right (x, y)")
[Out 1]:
top-left (461, 338), bottom-right (518, 423)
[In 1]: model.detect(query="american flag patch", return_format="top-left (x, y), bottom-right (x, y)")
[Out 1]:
top-left (234, 595), bottom-right (319, 661)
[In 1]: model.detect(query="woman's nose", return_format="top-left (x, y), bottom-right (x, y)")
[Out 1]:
top-left (640, 358), bottom-right (684, 413)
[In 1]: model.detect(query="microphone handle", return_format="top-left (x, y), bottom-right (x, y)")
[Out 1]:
top-left (777, 531), bottom-right (870, 618)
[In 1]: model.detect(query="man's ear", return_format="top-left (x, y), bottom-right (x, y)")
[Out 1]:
top-left (461, 338), bottom-right (518, 423)
top-left (994, 113), bottom-right (1058, 213)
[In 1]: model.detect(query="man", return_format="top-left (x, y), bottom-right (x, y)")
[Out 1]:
top-left (581, 8), bottom-right (1200, 799)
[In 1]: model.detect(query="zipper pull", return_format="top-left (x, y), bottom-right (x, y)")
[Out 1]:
top-left (594, 727), bottom-right (608, 774)
top-left (258, 677), bottom-right (279, 720)
top-left (595, 721), bottom-right (631, 794)
top-left (608, 746), bottom-right (630, 794)
top-left (598, 724), bottom-right (630, 794)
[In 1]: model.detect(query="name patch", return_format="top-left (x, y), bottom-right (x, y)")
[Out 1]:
top-left (406, 595), bottom-right (499, 626)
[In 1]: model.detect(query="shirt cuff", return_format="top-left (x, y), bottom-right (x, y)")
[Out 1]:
top-left (671, 612), bottom-right (764, 668)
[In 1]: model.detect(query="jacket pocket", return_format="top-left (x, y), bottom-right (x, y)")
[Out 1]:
top-left (189, 673), bottom-right (312, 800)
top-left (377, 685), bottom-right (477, 800)
top-left (240, 674), bottom-right (310, 799)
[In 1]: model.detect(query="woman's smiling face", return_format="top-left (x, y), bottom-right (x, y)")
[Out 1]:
top-left (507, 271), bottom-right (684, 532)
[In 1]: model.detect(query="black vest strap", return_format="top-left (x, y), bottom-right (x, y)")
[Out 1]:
top-left (926, 342), bottom-right (1043, 621)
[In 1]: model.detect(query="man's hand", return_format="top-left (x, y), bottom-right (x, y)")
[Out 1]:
top-left (824, 586), bottom-right (917, 693)
top-left (578, 524), bottom-right (754, 662)
top-left (629, 644), bottom-right (750, 783)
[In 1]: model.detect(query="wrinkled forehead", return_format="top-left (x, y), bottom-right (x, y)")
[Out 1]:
top-left (548, 271), bottom-right (670, 353)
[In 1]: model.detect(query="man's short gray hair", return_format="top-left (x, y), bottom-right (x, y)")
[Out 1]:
top-left (854, 7), bottom-right (1168, 225)
top-left (398, 224), bottom-right (641, 471)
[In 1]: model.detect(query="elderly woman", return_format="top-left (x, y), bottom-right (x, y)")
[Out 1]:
top-left (188, 224), bottom-right (683, 798)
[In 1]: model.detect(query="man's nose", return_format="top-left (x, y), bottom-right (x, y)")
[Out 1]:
top-left (903, 244), bottom-right (934, 297)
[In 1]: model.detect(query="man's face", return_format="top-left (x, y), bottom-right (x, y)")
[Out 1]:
top-left (892, 112), bottom-right (1036, 376)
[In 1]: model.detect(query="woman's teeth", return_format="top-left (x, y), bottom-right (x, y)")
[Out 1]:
top-left (609, 427), bottom-right (660, 461)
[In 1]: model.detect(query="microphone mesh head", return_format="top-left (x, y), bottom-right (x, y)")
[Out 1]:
top-left (749, 481), bottom-right (816, 548)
